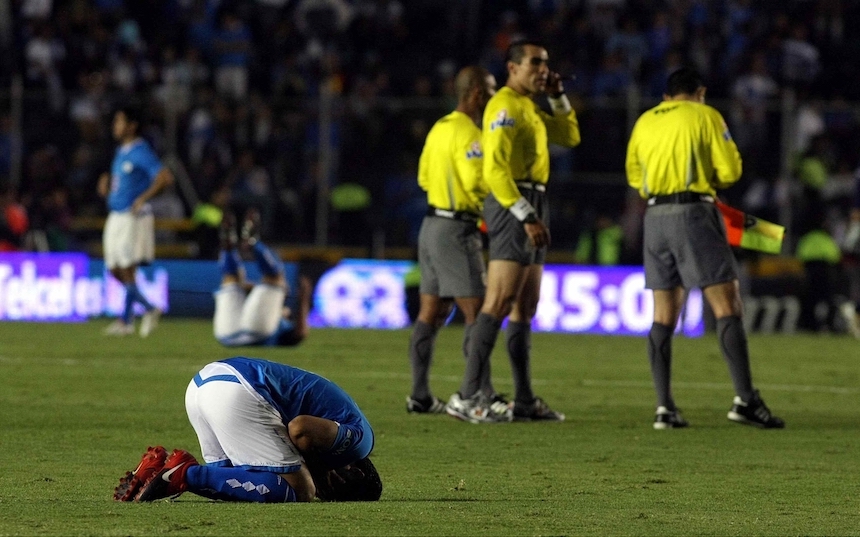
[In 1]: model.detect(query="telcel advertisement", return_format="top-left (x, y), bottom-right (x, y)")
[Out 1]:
top-left (0, 253), bottom-right (90, 321)
top-left (1, 254), bottom-right (704, 336)
top-left (311, 260), bottom-right (704, 336)
top-left (0, 253), bottom-right (168, 322)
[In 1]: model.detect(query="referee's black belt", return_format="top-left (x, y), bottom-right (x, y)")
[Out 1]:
top-left (427, 206), bottom-right (480, 223)
top-left (515, 180), bottom-right (546, 192)
top-left (647, 192), bottom-right (714, 206)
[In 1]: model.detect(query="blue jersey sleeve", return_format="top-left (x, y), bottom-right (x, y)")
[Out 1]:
top-left (137, 144), bottom-right (164, 179)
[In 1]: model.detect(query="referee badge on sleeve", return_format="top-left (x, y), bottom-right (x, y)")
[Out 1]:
top-left (490, 109), bottom-right (515, 131)
top-left (466, 141), bottom-right (483, 160)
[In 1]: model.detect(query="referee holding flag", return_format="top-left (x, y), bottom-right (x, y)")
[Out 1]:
top-left (625, 67), bottom-right (784, 430)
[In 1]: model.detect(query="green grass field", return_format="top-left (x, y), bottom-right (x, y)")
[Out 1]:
top-left (0, 319), bottom-right (858, 536)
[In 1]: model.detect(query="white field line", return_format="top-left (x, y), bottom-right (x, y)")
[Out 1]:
top-left (344, 371), bottom-right (860, 395)
top-left (2, 356), bottom-right (856, 395)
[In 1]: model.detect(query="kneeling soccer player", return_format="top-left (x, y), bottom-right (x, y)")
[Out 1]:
top-left (214, 209), bottom-right (310, 347)
top-left (114, 357), bottom-right (382, 503)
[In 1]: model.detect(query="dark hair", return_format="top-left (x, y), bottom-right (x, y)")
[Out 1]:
top-left (312, 457), bottom-right (383, 502)
top-left (115, 104), bottom-right (143, 130)
top-left (505, 39), bottom-right (545, 65)
top-left (665, 67), bottom-right (704, 97)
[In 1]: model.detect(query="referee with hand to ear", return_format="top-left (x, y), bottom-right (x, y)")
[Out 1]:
top-left (447, 40), bottom-right (580, 423)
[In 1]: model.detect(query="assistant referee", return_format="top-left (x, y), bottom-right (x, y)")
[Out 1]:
top-left (406, 66), bottom-right (498, 417)
top-left (626, 66), bottom-right (784, 430)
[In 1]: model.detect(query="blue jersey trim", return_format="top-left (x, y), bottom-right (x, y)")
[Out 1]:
top-left (235, 463), bottom-right (303, 474)
top-left (193, 373), bottom-right (240, 387)
top-left (204, 460), bottom-right (301, 474)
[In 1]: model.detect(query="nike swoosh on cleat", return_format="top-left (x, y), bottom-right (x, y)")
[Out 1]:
top-left (161, 464), bottom-right (185, 482)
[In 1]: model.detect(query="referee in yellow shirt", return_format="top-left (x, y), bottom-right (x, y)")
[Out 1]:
top-left (406, 66), bottom-right (498, 416)
top-left (626, 67), bottom-right (784, 430)
top-left (448, 40), bottom-right (580, 423)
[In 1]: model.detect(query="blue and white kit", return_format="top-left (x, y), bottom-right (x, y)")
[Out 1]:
top-left (185, 357), bottom-right (374, 473)
top-left (103, 138), bottom-right (163, 269)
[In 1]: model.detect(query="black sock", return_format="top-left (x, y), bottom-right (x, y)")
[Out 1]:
top-left (408, 320), bottom-right (437, 401)
top-left (648, 322), bottom-right (675, 409)
top-left (506, 321), bottom-right (534, 405)
top-left (460, 313), bottom-right (501, 399)
top-left (716, 315), bottom-right (755, 402)
top-left (463, 322), bottom-right (494, 395)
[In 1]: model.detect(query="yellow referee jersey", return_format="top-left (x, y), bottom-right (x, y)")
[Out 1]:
top-left (418, 110), bottom-right (487, 215)
top-left (626, 100), bottom-right (742, 198)
top-left (482, 86), bottom-right (580, 208)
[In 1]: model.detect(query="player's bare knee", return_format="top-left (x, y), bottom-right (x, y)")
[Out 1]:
top-left (482, 293), bottom-right (515, 318)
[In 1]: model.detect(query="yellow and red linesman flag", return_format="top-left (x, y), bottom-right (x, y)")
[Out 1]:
top-left (716, 201), bottom-right (785, 255)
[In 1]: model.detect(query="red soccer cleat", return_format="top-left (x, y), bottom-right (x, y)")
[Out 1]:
top-left (113, 446), bottom-right (168, 501)
top-left (134, 449), bottom-right (199, 502)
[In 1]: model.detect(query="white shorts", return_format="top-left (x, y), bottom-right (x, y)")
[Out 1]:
top-left (213, 283), bottom-right (286, 346)
top-left (103, 210), bottom-right (155, 269)
top-left (185, 361), bottom-right (302, 472)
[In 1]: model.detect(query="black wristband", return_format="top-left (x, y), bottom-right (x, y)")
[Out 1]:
top-left (522, 213), bottom-right (538, 224)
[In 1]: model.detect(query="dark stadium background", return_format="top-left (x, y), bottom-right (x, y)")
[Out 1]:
top-left (3, 0), bottom-right (860, 333)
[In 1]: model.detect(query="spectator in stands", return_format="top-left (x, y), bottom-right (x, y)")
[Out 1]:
top-left (213, 9), bottom-right (252, 101)
top-left (0, 184), bottom-right (28, 252)
top-left (730, 52), bottom-right (779, 176)
top-left (8, 0), bottom-right (860, 249)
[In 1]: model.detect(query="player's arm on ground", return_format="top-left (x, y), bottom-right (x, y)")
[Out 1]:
top-left (705, 106), bottom-right (743, 189)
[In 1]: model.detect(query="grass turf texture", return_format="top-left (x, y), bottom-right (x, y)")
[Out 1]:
top-left (0, 319), bottom-right (858, 536)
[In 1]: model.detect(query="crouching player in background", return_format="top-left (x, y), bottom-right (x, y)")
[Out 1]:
top-left (214, 209), bottom-right (310, 347)
top-left (114, 357), bottom-right (382, 503)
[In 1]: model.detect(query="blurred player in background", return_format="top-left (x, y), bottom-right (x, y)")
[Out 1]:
top-left (98, 105), bottom-right (174, 337)
top-left (406, 66), bottom-right (503, 415)
top-left (448, 40), bottom-right (580, 423)
top-left (214, 209), bottom-right (310, 347)
top-left (114, 356), bottom-right (381, 503)
top-left (626, 66), bottom-right (784, 430)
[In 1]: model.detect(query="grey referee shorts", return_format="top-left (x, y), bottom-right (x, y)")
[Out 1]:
top-left (418, 216), bottom-right (486, 297)
top-left (483, 185), bottom-right (549, 265)
top-left (643, 202), bottom-right (738, 290)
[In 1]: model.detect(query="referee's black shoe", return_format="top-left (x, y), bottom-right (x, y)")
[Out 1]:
top-left (727, 390), bottom-right (785, 429)
top-left (653, 406), bottom-right (689, 430)
top-left (406, 395), bottom-right (446, 414)
top-left (513, 396), bottom-right (565, 422)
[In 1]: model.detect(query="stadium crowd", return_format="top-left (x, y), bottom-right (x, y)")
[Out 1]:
top-left (2, 0), bottom-right (859, 274)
